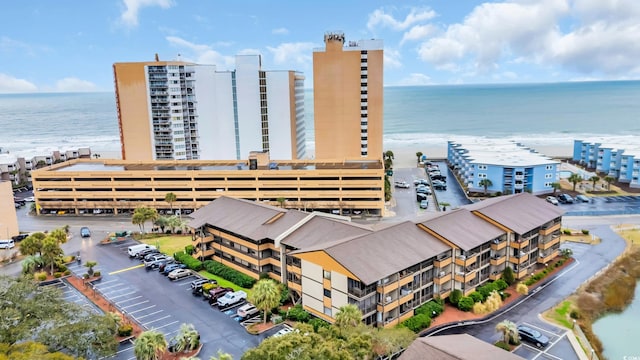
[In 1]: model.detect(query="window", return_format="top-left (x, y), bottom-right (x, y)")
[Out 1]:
top-left (323, 270), bottom-right (331, 280)
top-left (545, 173), bottom-right (553, 179)
top-left (324, 289), bottom-right (331, 298)
top-left (545, 165), bottom-right (554, 170)
top-left (477, 173), bottom-right (487, 179)
top-left (478, 165), bottom-right (488, 170)
top-left (324, 307), bottom-right (332, 316)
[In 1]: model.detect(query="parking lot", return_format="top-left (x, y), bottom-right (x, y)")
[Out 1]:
top-left (512, 322), bottom-right (573, 360)
top-left (560, 195), bottom-right (640, 216)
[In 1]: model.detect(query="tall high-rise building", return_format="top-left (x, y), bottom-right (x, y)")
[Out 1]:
top-left (113, 55), bottom-right (306, 161)
top-left (313, 32), bottom-right (383, 160)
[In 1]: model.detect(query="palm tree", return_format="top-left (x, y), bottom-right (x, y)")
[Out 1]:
top-left (604, 176), bottom-right (615, 190)
top-left (384, 150), bottom-right (395, 161)
top-left (19, 232), bottom-right (46, 256)
top-left (21, 255), bottom-right (42, 274)
top-left (551, 182), bottom-right (561, 194)
top-left (167, 215), bottom-right (186, 234)
top-left (276, 197), bottom-right (286, 208)
top-left (334, 304), bottom-right (363, 328)
top-left (495, 320), bottom-right (519, 344)
top-left (154, 216), bottom-right (170, 233)
top-left (134, 330), bottom-right (167, 360)
top-left (568, 173), bottom-right (583, 192)
top-left (132, 207), bottom-right (159, 233)
top-left (589, 176), bottom-right (600, 192)
top-left (164, 192), bottom-right (177, 212)
top-left (416, 151), bottom-right (423, 164)
top-left (132, 212), bottom-right (146, 233)
top-left (41, 236), bottom-right (63, 275)
top-left (171, 323), bottom-right (200, 353)
top-left (479, 178), bottom-right (493, 195)
top-left (248, 279), bottom-right (281, 324)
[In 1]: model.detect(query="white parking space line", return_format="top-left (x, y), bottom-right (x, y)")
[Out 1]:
top-left (95, 283), bottom-right (127, 291)
top-left (175, 280), bottom-right (194, 286)
top-left (143, 315), bottom-right (171, 326)
top-left (121, 300), bottom-right (149, 309)
top-left (135, 310), bottom-right (163, 319)
top-left (128, 305), bottom-right (157, 315)
top-left (115, 295), bottom-right (143, 304)
top-left (116, 345), bottom-right (134, 354)
top-left (108, 291), bottom-right (137, 300)
top-left (530, 333), bottom-right (567, 360)
top-left (93, 279), bottom-right (118, 287)
top-left (523, 322), bottom-right (559, 337)
top-left (154, 320), bottom-right (179, 331)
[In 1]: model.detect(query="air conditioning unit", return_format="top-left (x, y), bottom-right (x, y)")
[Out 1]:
top-left (439, 271), bottom-right (446, 277)
top-left (386, 296), bottom-right (392, 303)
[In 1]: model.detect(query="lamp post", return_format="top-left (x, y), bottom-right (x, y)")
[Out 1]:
top-left (573, 319), bottom-right (576, 329)
top-left (591, 349), bottom-right (595, 360)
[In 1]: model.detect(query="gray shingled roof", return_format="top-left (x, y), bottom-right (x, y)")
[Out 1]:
top-left (417, 209), bottom-right (506, 251)
top-left (291, 221), bottom-right (451, 285)
top-left (399, 334), bottom-right (525, 360)
top-left (187, 196), bottom-right (308, 240)
top-left (465, 192), bottom-right (565, 234)
top-left (280, 216), bottom-right (373, 250)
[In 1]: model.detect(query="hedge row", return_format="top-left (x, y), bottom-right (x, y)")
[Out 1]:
top-left (202, 259), bottom-right (256, 288)
top-left (399, 297), bottom-right (444, 333)
top-left (174, 251), bottom-right (203, 271)
top-left (524, 257), bottom-right (567, 286)
top-left (450, 280), bottom-right (509, 312)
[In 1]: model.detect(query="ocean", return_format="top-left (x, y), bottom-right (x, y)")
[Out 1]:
top-left (1, 81), bottom-right (639, 159)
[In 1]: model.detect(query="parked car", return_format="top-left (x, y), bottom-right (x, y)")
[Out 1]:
top-left (162, 263), bottom-right (187, 275)
top-left (432, 181), bottom-right (447, 190)
top-left (80, 227), bottom-right (91, 238)
top-left (127, 244), bottom-right (156, 257)
top-left (137, 248), bottom-right (160, 260)
top-left (143, 252), bottom-right (166, 262)
top-left (168, 331), bottom-right (200, 353)
top-left (190, 278), bottom-right (217, 294)
top-left (546, 196), bottom-right (559, 206)
top-left (517, 325), bottom-right (549, 347)
top-left (168, 268), bottom-right (192, 280)
top-left (217, 290), bottom-right (247, 307)
top-left (416, 193), bottom-right (428, 202)
top-left (420, 200), bottom-right (429, 209)
top-left (394, 181), bottom-right (410, 189)
top-left (416, 185), bottom-right (431, 194)
top-left (431, 174), bottom-right (447, 181)
top-left (236, 303), bottom-right (259, 318)
top-left (273, 325), bottom-right (295, 338)
top-left (144, 255), bottom-right (171, 269)
top-left (207, 287), bottom-right (234, 305)
top-left (557, 193), bottom-right (574, 204)
top-left (11, 233), bottom-right (30, 242)
top-left (23, 196), bottom-right (35, 202)
top-left (575, 194), bottom-right (591, 203)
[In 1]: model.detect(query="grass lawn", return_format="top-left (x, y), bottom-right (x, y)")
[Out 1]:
top-left (547, 300), bottom-right (574, 329)
top-left (618, 227), bottom-right (640, 245)
top-left (139, 235), bottom-right (192, 256)
top-left (198, 270), bottom-right (253, 298)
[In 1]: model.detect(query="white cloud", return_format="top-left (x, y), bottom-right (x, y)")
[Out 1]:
top-left (120, 0), bottom-right (173, 27)
top-left (416, 0), bottom-right (640, 78)
top-left (400, 24), bottom-right (436, 45)
top-left (0, 73), bottom-right (38, 93)
top-left (367, 7), bottom-right (436, 31)
top-left (54, 77), bottom-right (98, 92)
top-left (166, 36), bottom-right (235, 69)
top-left (272, 27), bottom-right (289, 35)
top-left (384, 48), bottom-right (402, 69)
top-left (267, 42), bottom-right (315, 65)
top-left (398, 73), bottom-right (432, 86)
top-left (237, 48), bottom-right (262, 56)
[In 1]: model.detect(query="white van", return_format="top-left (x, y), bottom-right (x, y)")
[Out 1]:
top-left (127, 244), bottom-right (156, 257)
top-left (0, 239), bottom-right (15, 249)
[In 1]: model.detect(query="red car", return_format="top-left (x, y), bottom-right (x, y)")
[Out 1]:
top-left (207, 287), bottom-right (234, 306)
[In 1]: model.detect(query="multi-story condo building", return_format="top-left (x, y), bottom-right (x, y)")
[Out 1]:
top-left (448, 140), bottom-right (560, 195)
top-left (573, 139), bottom-right (640, 187)
top-left (0, 180), bottom-right (19, 239)
top-left (313, 32), bottom-right (383, 160)
top-left (189, 192), bottom-right (563, 327)
top-left (30, 151), bottom-right (384, 216)
top-left (0, 154), bottom-right (21, 185)
top-left (114, 55), bottom-right (306, 161)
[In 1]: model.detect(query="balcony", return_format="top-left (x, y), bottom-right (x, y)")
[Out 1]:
top-left (540, 222), bottom-right (561, 235)
top-left (490, 255), bottom-right (506, 266)
top-left (434, 256), bottom-right (452, 268)
top-left (455, 254), bottom-right (477, 267)
top-left (434, 272), bottom-right (452, 285)
top-left (509, 253), bottom-right (529, 265)
top-left (538, 250), bottom-right (558, 264)
top-left (491, 239), bottom-right (507, 251)
top-left (454, 271), bottom-right (477, 284)
top-left (490, 271), bottom-right (502, 281)
top-left (539, 236), bottom-right (560, 251)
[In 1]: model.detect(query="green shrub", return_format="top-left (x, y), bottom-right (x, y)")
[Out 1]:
top-left (495, 341), bottom-right (510, 351)
top-left (415, 299), bottom-right (444, 318)
top-left (118, 324), bottom-right (133, 337)
top-left (309, 318), bottom-right (330, 332)
top-left (184, 245), bottom-right (195, 255)
top-left (36, 272), bottom-right (47, 281)
top-left (259, 272), bottom-right (271, 280)
top-left (581, 229), bottom-right (589, 235)
top-left (494, 279), bottom-right (508, 291)
top-left (202, 260), bottom-right (256, 288)
top-left (502, 266), bottom-right (515, 285)
top-left (57, 264), bottom-right (67, 272)
top-left (63, 270), bottom-right (71, 276)
top-left (53, 272), bottom-right (62, 278)
top-left (286, 304), bottom-right (310, 322)
top-left (400, 313), bottom-right (431, 333)
top-left (570, 310), bottom-right (581, 319)
top-left (83, 273), bottom-right (90, 279)
top-left (448, 289), bottom-right (462, 305)
top-left (477, 282), bottom-right (498, 300)
top-left (457, 297), bottom-right (474, 312)
top-left (563, 229), bottom-right (572, 235)
top-left (470, 291), bottom-right (484, 303)
top-left (175, 252), bottom-right (203, 271)
top-left (93, 271), bottom-right (101, 277)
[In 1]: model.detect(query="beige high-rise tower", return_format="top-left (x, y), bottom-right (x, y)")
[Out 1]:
top-left (313, 32), bottom-right (383, 160)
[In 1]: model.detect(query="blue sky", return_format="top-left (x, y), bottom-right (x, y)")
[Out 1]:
top-left (1, 0), bottom-right (639, 93)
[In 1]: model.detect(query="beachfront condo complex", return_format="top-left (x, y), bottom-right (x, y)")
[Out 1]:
top-left (313, 32), bottom-right (384, 161)
top-left (113, 55), bottom-right (306, 161)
